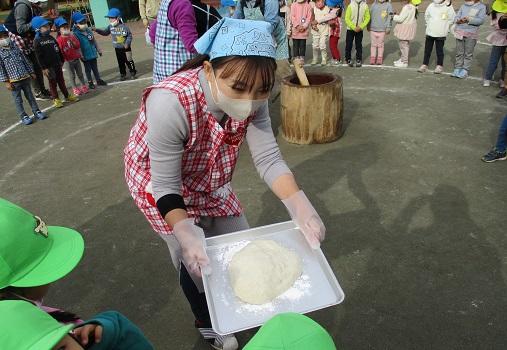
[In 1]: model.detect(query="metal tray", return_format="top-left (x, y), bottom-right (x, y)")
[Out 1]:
top-left (202, 221), bottom-right (345, 335)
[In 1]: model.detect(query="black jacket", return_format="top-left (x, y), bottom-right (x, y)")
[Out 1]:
top-left (191, 0), bottom-right (221, 38)
top-left (34, 33), bottom-right (63, 69)
top-left (4, 0), bottom-right (39, 37)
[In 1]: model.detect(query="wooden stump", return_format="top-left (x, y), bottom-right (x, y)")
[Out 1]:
top-left (280, 73), bottom-right (343, 144)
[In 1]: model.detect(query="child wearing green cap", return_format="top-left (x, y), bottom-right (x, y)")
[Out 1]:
top-left (0, 198), bottom-right (153, 349)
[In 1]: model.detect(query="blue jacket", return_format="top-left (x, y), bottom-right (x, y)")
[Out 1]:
top-left (80, 311), bottom-right (153, 350)
top-left (454, 2), bottom-right (487, 35)
top-left (72, 27), bottom-right (98, 61)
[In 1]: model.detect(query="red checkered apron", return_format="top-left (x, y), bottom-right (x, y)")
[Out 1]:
top-left (124, 68), bottom-right (252, 235)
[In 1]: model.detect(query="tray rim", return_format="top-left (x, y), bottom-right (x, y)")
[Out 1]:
top-left (202, 220), bottom-right (345, 335)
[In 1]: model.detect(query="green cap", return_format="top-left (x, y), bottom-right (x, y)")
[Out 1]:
top-left (0, 300), bottom-right (74, 349)
top-left (492, 0), bottom-right (507, 13)
top-left (244, 313), bottom-right (337, 350)
top-left (0, 198), bottom-right (84, 289)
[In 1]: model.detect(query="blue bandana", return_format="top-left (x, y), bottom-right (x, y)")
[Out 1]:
top-left (194, 18), bottom-right (276, 60)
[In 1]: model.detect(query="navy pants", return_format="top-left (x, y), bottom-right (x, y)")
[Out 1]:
top-left (11, 78), bottom-right (40, 118)
top-left (495, 115), bottom-right (507, 152)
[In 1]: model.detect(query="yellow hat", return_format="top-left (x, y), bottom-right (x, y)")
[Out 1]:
top-left (411, 0), bottom-right (421, 5)
top-left (492, 0), bottom-right (507, 13)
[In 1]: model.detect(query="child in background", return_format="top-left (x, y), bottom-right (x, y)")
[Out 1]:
top-left (327, 0), bottom-right (343, 65)
top-left (71, 11), bottom-right (107, 89)
top-left (451, 0), bottom-right (486, 78)
top-left (482, 2), bottom-right (507, 87)
top-left (0, 198), bottom-right (154, 349)
top-left (32, 16), bottom-right (79, 108)
top-left (369, 0), bottom-right (393, 65)
top-left (344, 0), bottom-right (370, 67)
top-left (95, 8), bottom-right (137, 81)
top-left (311, 0), bottom-right (336, 65)
top-left (290, 0), bottom-right (313, 62)
top-left (481, 113), bottom-right (507, 162)
top-left (418, 0), bottom-right (455, 74)
top-left (393, 0), bottom-right (419, 68)
top-left (0, 25), bottom-right (47, 126)
top-left (54, 17), bottom-right (89, 96)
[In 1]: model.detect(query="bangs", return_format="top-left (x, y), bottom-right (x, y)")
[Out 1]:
top-left (214, 56), bottom-right (277, 93)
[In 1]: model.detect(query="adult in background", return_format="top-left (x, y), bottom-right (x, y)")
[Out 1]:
top-left (192, 0), bottom-right (222, 37)
top-left (139, 0), bottom-right (161, 28)
top-left (4, 0), bottom-right (51, 100)
top-left (153, 0), bottom-right (199, 83)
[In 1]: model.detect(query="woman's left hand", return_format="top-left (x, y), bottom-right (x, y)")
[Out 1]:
top-left (282, 191), bottom-right (326, 249)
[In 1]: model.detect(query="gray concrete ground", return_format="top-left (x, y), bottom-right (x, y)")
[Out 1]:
top-left (0, 12), bottom-right (506, 350)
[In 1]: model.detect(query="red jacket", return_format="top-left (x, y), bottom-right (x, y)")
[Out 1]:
top-left (56, 34), bottom-right (82, 62)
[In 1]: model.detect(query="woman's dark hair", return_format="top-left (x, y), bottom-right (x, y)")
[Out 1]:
top-left (0, 287), bottom-right (81, 323)
top-left (177, 54), bottom-right (277, 92)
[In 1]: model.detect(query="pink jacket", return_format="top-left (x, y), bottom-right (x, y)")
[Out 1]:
top-left (290, 1), bottom-right (313, 39)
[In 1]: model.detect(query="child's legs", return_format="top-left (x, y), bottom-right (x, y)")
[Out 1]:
top-left (501, 47), bottom-right (506, 80)
top-left (462, 37), bottom-right (477, 71)
top-left (370, 31), bottom-right (379, 58)
top-left (319, 34), bottom-right (328, 54)
top-left (74, 60), bottom-right (86, 86)
top-left (54, 66), bottom-right (69, 98)
top-left (484, 46), bottom-right (503, 80)
top-left (312, 32), bottom-right (321, 50)
top-left (435, 38), bottom-right (445, 66)
top-left (20, 78), bottom-right (40, 113)
top-left (455, 38), bottom-right (465, 69)
top-left (376, 32), bottom-right (386, 58)
top-left (10, 81), bottom-right (28, 117)
top-left (125, 48), bottom-right (136, 73)
top-left (495, 115), bottom-right (507, 152)
top-left (89, 58), bottom-right (101, 81)
top-left (355, 30), bottom-right (363, 61)
top-left (83, 60), bottom-right (93, 82)
top-left (292, 39), bottom-right (301, 58)
top-left (47, 73), bottom-right (59, 99)
top-left (65, 61), bottom-right (78, 88)
top-left (329, 35), bottom-right (341, 60)
top-left (299, 39), bottom-right (307, 57)
top-left (115, 47), bottom-right (127, 76)
top-left (345, 30), bottom-right (354, 60)
top-left (399, 40), bottom-right (410, 63)
top-left (423, 36), bottom-right (435, 65)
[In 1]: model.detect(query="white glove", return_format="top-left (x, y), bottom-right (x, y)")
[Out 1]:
top-left (173, 218), bottom-right (211, 277)
top-left (282, 191), bottom-right (326, 249)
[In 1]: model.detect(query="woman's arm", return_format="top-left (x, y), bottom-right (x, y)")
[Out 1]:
top-left (264, 0), bottom-right (281, 30)
top-left (169, 0), bottom-right (199, 53)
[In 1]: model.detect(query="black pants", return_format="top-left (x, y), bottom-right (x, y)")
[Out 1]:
top-left (114, 47), bottom-right (136, 76)
top-left (27, 51), bottom-right (46, 94)
top-left (345, 29), bottom-right (363, 61)
top-left (423, 35), bottom-right (445, 66)
top-left (47, 66), bottom-right (69, 99)
top-left (179, 263), bottom-right (212, 328)
top-left (292, 39), bottom-right (306, 58)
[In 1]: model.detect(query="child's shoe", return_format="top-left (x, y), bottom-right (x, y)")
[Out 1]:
top-left (321, 58), bottom-right (327, 65)
top-left (130, 71), bottom-right (137, 79)
top-left (53, 98), bottom-right (64, 108)
top-left (35, 110), bottom-right (47, 120)
top-left (496, 88), bottom-right (507, 98)
top-left (434, 65), bottom-right (443, 74)
top-left (483, 79), bottom-right (490, 87)
top-left (417, 64), bottom-right (428, 73)
top-left (500, 79), bottom-right (505, 88)
top-left (21, 115), bottom-right (33, 125)
top-left (394, 61), bottom-right (408, 68)
top-left (370, 57), bottom-right (376, 65)
top-left (347, 60), bottom-right (354, 67)
top-left (88, 81), bottom-right (96, 89)
top-left (65, 94), bottom-right (79, 103)
top-left (311, 48), bottom-right (319, 65)
top-left (356, 60), bottom-right (362, 68)
top-left (481, 148), bottom-right (507, 162)
top-left (72, 87), bottom-right (82, 96)
top-left (456, 69), bottom-right (468, 79)
top-left (96, 79), bottom-right (108, 86)
top-left (80, 85), bottom-right (89, 94)
top-left (451, 68), bottom-right (461, 77)
top-left (376, 57), bottom-right (383, 65)
top-left (120, 74), bottom-right (127, 81)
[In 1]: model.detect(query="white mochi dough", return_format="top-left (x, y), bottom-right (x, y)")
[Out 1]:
top-left (228, 240), bottom-right (302, 305)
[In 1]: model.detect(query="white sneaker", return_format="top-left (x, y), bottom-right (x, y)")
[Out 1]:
top-left (393, 59), bottom-right (402, 65)
top-left (418, 64), bottom-right (428, 73)
top-left (483, 79), bottom-right (491, 87)
top-left (394, 61), bottom-right (408, 68)
top-left (211, 334), bottom-right (239, 350)
top-left (434, 65), bottom-right (444, 74)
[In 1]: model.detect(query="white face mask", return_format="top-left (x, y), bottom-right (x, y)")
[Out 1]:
top-left (0, 38), bottom-right (10, 47)
top-left (110, 19), bottom-right (119, 27)
top-left (78, 23), bottom-right (88, 30)
top-left (209, 70), bottom-right (267, 121)
top-left (60, 29), bottom-right (70, 35)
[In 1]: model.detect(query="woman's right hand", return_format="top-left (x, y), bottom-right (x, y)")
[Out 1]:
top-left (173, 218), bottom-right (211, 277)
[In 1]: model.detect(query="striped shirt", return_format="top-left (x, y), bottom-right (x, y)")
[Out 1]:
top-left (0, 41), bottom-right (33, 82)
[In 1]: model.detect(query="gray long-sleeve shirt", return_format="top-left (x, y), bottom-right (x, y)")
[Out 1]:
top-left (146, 70), bottom-right (292, 202)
